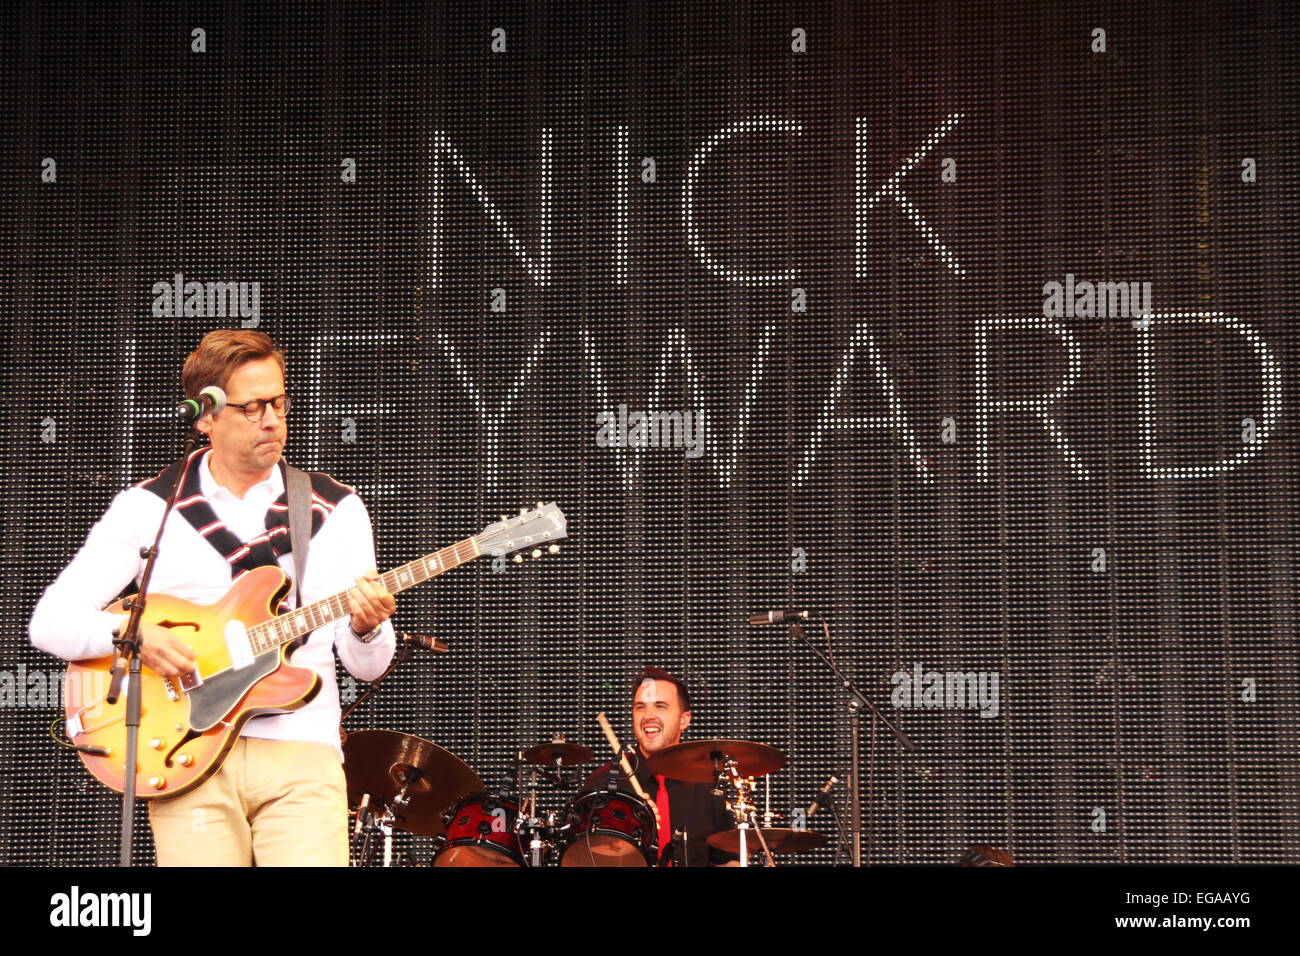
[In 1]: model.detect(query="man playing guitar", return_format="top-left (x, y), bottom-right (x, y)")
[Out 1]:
top-left (29, 329), bottom-right (397, 866)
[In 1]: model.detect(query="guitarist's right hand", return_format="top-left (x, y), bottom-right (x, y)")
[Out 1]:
top-left (140, 624), bottom-right (198, 678)
top-left (115, 618), bottom-right (197, 678)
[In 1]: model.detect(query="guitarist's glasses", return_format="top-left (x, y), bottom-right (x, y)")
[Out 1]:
top-left (226, 394), bottom-right (292, 422)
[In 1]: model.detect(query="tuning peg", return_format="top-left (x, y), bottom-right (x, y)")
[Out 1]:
top-left (513, 554), bottom-right (524, 564)
top-left (501, 514), bottom-right (509, 522)
top-left (548, 544), bottom-right (560, 553)
top-left (519, 507), bottom-right (527, 516)
top-left (531, 548), bottom-right (542, 558)
top-left (536, 501), bottom-right (543, 509)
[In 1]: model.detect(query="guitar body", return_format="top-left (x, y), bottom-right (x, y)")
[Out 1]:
top-left (63, 565), bottom-right (320, 800)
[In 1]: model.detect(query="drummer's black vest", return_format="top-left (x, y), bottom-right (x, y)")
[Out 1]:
top-left (136, 448), bottom-right (353, 581)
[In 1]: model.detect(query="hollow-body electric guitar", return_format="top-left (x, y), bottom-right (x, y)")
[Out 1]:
top-left (62, 503), bottom-right (567, 799)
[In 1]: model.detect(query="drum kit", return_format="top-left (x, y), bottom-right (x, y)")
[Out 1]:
top-left (343, 727), bottom-right (829, 867)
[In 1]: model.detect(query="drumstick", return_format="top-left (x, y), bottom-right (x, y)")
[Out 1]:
top-left (596, 712), bottom-right (663, 832)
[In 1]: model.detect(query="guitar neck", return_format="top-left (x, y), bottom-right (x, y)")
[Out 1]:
top-left (248, 535), bottom-right (482, 653)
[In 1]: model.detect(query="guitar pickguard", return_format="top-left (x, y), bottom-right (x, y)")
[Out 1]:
top-left (186, 648), bottom-right (283, 732)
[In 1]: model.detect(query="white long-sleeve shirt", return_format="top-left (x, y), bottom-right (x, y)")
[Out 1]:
top-left (29, 450), bottom-right (395, 758)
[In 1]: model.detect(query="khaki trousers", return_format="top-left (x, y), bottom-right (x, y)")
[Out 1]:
top-left (147, 737), bottom-right (349, 866)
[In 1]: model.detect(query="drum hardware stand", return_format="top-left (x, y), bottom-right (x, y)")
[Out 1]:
top-left (340, 646), bottom-right (416, 867)
top-left (606, 756), bottom-right (624, 791)
top-left (514, 754), bottom-right (549, 867)
top-left (368, 809), bottom-right (397, 867)
top-left (716, 754), bottom-right (775, 867)
top-left (790, 621), bottom-right (916, 867)
top-left (354, 768), bottom-right (422, 866)
top-left (351, 795), bottom-right (396, 867)
top-left (509, 737), bottom-right (581, 867)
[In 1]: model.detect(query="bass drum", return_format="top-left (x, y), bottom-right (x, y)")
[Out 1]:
top-left (558, 789), bottom-right (658, 867)
top-left (431, 791), bottom-right (524, 867)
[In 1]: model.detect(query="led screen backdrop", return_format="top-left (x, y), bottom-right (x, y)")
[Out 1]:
top-left (0, 0), bottom-right (1296, 865)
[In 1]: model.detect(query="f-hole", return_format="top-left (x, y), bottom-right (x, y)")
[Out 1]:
top-left (165, 730), bottom-right (202, 767)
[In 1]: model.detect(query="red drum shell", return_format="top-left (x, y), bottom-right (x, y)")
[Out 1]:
top-left (432, 791), bottom-right (525, 867)
top-left (559, 789), bottom-right (658, 867)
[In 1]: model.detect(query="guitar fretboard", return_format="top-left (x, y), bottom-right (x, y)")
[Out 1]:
top-left (247, 535), bottom-right (482, 653)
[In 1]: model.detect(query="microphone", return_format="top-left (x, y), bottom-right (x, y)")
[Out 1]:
top-left (175, 385), bottom-right (227, 422)
top-left (806, 775), bottom-right (839, 817)
top-left (396, 632), bottom-right (449, 653)
top-left (747, 609), bottom-right (822, 626)
top-left (353, 793), bottom-right (371, 836)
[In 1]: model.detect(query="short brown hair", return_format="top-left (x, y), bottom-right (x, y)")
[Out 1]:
top-left (632, 666), bottom-right (692, 712)
top-left (181, 329), bottom-right (287, 399)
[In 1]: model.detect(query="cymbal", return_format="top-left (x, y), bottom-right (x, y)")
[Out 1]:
top-left (707, 828), bottom-right (828, 855)
top-left (957, 845), bottom-right (1014, 866)
top-left (343, 729), bottom-right (483, 838)
top-left (521, 741), bottom-right (594, 767)
top-left (645, 739), bottom-right (786, 783)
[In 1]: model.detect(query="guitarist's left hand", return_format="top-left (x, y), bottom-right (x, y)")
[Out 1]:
top-left (347, 570), bottom-right (396, 636)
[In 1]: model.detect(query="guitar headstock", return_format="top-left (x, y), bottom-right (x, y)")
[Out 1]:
top-left (477, 502), bottom-right (568, 560)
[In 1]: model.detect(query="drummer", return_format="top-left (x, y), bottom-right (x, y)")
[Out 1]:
top-left (582, 667), bottom-right (736, 866)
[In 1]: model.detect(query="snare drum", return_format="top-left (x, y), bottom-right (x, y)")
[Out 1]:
top-left (431, 791), bottom-right (525, 867)
top-left (559, 789), bottom-right (658, 867)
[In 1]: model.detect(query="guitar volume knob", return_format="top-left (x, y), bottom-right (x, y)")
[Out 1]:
top-left (148, 776), bottom-right (167, 790)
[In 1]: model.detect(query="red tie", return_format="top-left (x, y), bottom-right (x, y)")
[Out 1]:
top-left (653, 774), bottom-right (672, 865)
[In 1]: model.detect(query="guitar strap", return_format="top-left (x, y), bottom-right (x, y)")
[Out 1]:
top-left (284, 461), bottom-right (312, 610)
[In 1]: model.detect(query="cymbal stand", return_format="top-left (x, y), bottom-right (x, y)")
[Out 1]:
top-left (372, 774), bottom-right (419, 867)
top-left (353, 793), bottom-right (399, 868)
top-left (376, 809), bottom-right (396, 867)
top-left (717, 755), bottom-right (775, 867)
top-left (515, 757), bottom-right (547, 867)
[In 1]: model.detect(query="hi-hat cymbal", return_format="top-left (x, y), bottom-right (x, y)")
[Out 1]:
top-left (521, 741), bottom-right (594, 767)
top-left (343, 729), bottom-right (483, 838)
top-left (707, 828), bottom-right (827, 855)
top-left (645, 739), bottom-right (786, 783)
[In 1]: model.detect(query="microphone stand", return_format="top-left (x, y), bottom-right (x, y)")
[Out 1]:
top-left (825, 791), bottom-right (849, 865)
top-left (107, 431), bottom-right (204, 866)
top-left (339, 639), bottom-right (413, 727)
top-left (790, 621), bottom-right (916, 867)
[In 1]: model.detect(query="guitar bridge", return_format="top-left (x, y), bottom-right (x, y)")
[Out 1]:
top-left (162, 677), bottom-right (180, 701)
